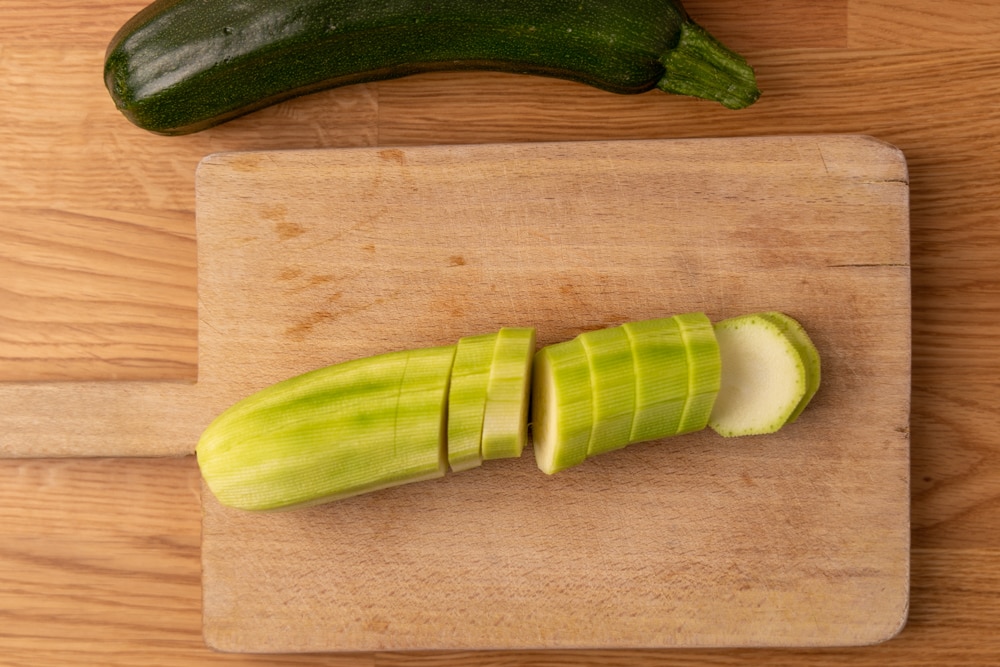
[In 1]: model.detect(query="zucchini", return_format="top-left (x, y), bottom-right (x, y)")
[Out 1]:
top-left (197, 346), bottom-right (455, 511)
top-left (197, 329), bottom-right (537, 511)
top-left (578, 325), bottom-right (637, 457)
top-left (622, 317), bottom-right (688, 442)
top-left (758, 312), bottom-right (821, 423)
top-left (530, 338), bottom-right (593, 475)
top-left (446, 332), bottom-right (498, 472)
top-left (530, 313), bottom-right (719, 472)
top-left (198, 313), bottom-right (819, 510)
top-left (673, 312), bottom-right (722, 435)
top-left (480, 327), bottom-right (537, 461)
top-left (105, 0), bottom-right (760, 135)
top-left (708, 313), bottom-right (820, 437)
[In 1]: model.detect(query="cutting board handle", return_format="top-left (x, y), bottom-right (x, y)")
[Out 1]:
top-left (0, 381), bottom-right (208, 457)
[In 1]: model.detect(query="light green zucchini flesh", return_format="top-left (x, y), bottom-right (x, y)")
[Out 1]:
top-left (394, 345), bottom-right (456, 472)
top-left (446, 332), bottom-right (499, 472)
top-left (578, 325), bottom-right (637, 457)
top-left (674, 312), bottom-right (722, 435)
top-left (531, 338), bottom-right (593, 475)
top-left (758, 312), bottom-right (821, 422)
top-left (708, 314), bottom-right (807, 437)
top-left (480, 328), bottom-right (537, 460)
top-left (622, 317), bottom-right (688, 443)
top-left (197, 346), bottom-right (454, 511)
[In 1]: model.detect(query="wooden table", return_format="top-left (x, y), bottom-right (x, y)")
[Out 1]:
top-left (1, 1), bottom-right (998, 665)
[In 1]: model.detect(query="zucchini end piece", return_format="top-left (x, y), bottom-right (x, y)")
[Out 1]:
top-left (197, 346), bottom-right (453, 512)
top-left (758, 312), bottom-right (822, 423)
top-left (708, 314), bottom-right (808, 437)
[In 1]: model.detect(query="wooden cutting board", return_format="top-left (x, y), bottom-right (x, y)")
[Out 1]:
top-left (0, 135), bottom-right (909, 651)
top-left (189, 136), bottom-right (910, 652)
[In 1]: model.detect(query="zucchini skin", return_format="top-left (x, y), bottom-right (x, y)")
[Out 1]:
top-left (103, 0), bottom-right (727, 135)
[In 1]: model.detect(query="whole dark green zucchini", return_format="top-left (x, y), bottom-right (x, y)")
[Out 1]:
top-left (105, 0), bottom-right (760, 135)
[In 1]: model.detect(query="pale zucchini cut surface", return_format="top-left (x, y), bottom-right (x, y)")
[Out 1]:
top-left (709, 314), bottom-right (807, 437)
top-left (446, 332), bottom-right (499, 472)
top-left (674, 312), bottom-right (722, 435)
top-left (759, 312), bottom-right (821, 422)
top-left (480, 327), bottom-right (536, 460)
top-left (579, 325), bottom-right (636, 456)
top-left (622, 317), bottom-right (688, 444)
top-left (531, 338), bottom-right (593, 475)
top-left (197, 347), bottom-right (453, 511)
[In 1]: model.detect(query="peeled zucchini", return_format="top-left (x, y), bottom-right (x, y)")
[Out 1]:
top-left (197, 346), bottom-right (454, 511)
top-left (530, 313), bottom-right (719, 473)
top-left (198, 328), bottom-right (537, 511)
top-left (198, 312), bottom-right (821, 510)
top-left (446, 332), bottom-right (498, 472)
top-left (758, 312), bottom-right (821, 423)
top-left (530, 338), bottom-right (593, 475)
top-left (674, 312), bottom-right (722, 435)
top-left (622, 317), bottom-right (688, 443)
top-left (579, 325), bottom-right (636, 457)
top-left (480, 328), bottom-right (537, 460)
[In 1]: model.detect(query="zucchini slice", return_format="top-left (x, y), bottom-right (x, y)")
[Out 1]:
top-left (622, 317), bottom-right (688, 443)
top-left (674, 312), bottom-right (722, 435)
top-left (446, 332), bottom-right (499, 472)
top-left (394, 345), bottom-right (456, 474)
top-left (481, 327), bottom-right (537, 460)
top-left (758, 312), bottom-right (821, 423)
top-left (708, 314), bottom-right (807, 437)
top-left (578, 325), bottom-right (636, 457)
top-left (531, 338), bottom-right (593, 475)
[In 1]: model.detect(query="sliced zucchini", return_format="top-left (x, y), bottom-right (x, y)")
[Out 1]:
top-left (758, 312), bottom-right (821, 423)
top-left (622, 317), bottom-right (688, 443)
top-left (531, 338), bottom-right (593, 475)
top-left (578, 325), bottom-right (636, 456)
top-left (708, 314), bottom-right (807, 437)
top-left (198, 311), bottom-right (823, 506)
top-left (674, 312), bottom-right (721, 435)
top-left (480, 327), bottom-right (536, 460)
top-left (446, 332), bottom-right (499, 472)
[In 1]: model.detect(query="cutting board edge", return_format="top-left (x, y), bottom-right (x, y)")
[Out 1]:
top-left (199, 592), bottom-right (913, 653)
top-left (194, 133), bottom-right (907, 177)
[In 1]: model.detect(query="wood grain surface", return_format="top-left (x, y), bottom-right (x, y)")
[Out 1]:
top-left (1, 0), bottom-right (999, 665)
top-left (195, 136), bottom-right (909, 652)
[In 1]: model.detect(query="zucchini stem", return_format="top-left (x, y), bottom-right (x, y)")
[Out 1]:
top-left (657, 21), bottom-right (761, 110)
